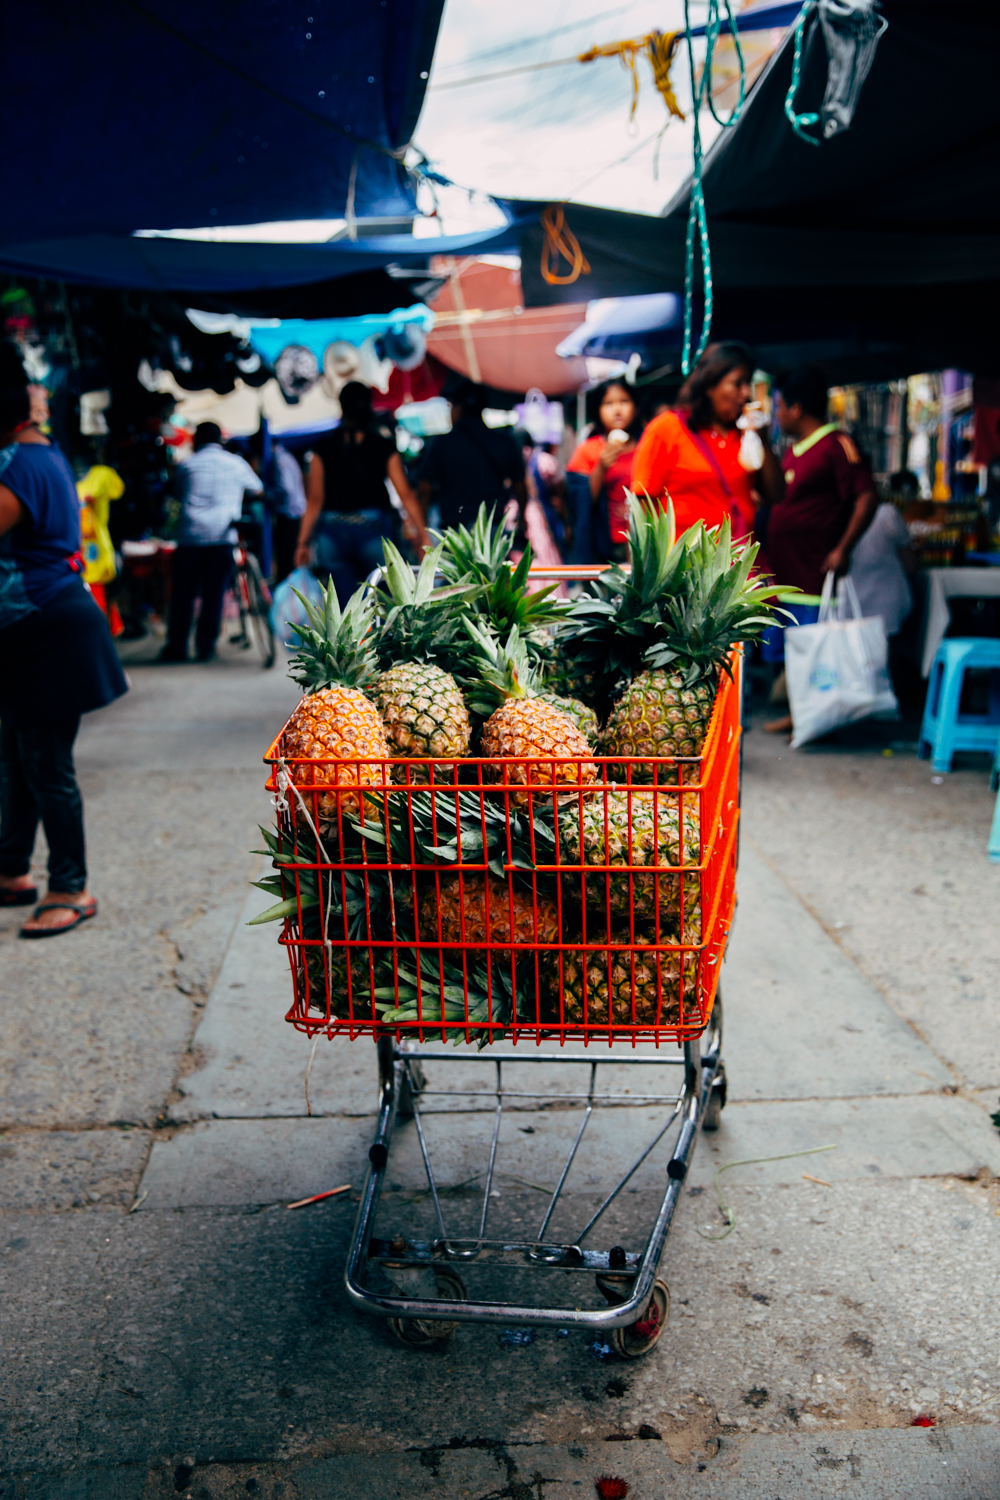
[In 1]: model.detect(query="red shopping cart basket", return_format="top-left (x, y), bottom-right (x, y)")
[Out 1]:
top-left (262, 648), bottom-right (740, 1049)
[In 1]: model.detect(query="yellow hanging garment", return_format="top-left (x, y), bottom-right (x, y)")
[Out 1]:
top-left (77, 464), bottom-right (124, 585)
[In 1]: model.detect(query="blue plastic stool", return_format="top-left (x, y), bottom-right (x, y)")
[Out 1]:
top-left (918, 638), bottom-right (1000, 773)
top-left (988, 741), bottom-right (1000, 863)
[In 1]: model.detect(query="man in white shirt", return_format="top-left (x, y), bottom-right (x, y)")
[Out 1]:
top-left (162, 423), bottom-right (262, 662)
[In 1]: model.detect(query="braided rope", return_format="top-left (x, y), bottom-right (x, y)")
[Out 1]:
top-left (681, 0), bottom-right (746, 376)
top-left (540, 204), bottom-right (592, 286)
top-left (784, 1), bottom-right (821, 144)
top-left (579, 32), bottom-right (685, 127)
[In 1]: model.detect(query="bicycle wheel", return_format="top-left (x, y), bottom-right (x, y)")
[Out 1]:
top-left (243, 554), bottom-right (276, 668)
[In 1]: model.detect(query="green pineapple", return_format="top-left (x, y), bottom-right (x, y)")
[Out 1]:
top-left (557, 790), bottom-right (701, 937)
top-left (545, 933), bottom-right (698, 1028)
top-left (372, 540), bottom-right (475, 772)
top-left (601, 668), bottom-right (718, 772)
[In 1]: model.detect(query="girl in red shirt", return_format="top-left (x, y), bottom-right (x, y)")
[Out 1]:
top-left (566, 381), bottom-right (643, 563)
top-left (631, 342), bottom-right (782, 540)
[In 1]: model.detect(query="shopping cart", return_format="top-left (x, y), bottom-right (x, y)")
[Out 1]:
top-left (263, 580), bottom-right (740, 1355)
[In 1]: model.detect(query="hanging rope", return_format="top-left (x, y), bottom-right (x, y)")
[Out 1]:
top-left (578, 31), bottom-right (685, 127)
top-left (784, 1), bottom-right (821, 144)
top-left (680, 0), bottom-right (746, 376)
top-left (540, 204), bottom-right (592, 286)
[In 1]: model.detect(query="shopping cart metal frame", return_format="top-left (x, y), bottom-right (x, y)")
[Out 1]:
top-left (344, 991), bottom-right (726, 1351)
top-left (266, 564), bottom-right (739, 1354)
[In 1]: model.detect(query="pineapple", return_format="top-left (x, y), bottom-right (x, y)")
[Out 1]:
top-left (372, 660), bottom-right (471, 769)
top-left (545, 933), bottom-right (698, 1028)
top-left (556, 495), bottom-right (786, 733)
top-left (601, 668), bottom-right (716, 773)
top-left (542, 655), bottom-right (599, 709)
top-left (465, 623), bottom-right (597, 805)
top-left (534, 691), bottom-right (599, 746)
top-left (282, 581), bottom-right (391, 823)
top-left (558, 790), bottom-right (701, 937)
top-left (420, 873), bottom-right (559, 953)
top-left (301, 944), bottom-right (385, 1021)
top-left (372, 540), bottom-right (476, 772)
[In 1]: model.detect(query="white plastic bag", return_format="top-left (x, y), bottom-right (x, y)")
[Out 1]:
top-left (272, 566), bottom-right (323, 648)
top-left (785, 573), bottom-right (898, 748)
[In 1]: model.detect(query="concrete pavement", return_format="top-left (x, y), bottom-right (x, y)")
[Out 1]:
top-left (2, 638), bottom-right (999, 1495)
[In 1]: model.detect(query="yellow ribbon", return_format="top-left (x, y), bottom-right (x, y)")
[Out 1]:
top-left (578, 31), bottom-right (685, 126)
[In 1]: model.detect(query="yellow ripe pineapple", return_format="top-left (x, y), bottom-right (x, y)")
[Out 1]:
top-left (421, 873), bottom-right (559, 953)
top-left (371, 540), bottom-right (474, 777)
top-left (466, 623), bottom-right (596, 807)
top-left (281, 580), bottom-right (390, 823)
top-left (558, 789), bottom-right (701, 938)
top-left (546, 933), bottom-right (698, 1028)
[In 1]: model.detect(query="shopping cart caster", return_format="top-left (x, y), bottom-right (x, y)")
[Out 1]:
top-left (387, 1267), bottom-right (467, 1348)
top-left (596, 1273), bottom-right (671, 1359)
top-left (703, 1062), bottom-right (727, 1133)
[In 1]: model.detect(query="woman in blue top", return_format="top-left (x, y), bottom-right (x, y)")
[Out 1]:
top-left (0, 343), bottom-right (128, 937)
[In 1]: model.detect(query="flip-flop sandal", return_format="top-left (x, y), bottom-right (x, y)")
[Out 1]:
top-left (0, 886), bottom-right (38, 907)
top-left (19, 898), bottom-right (98, 939)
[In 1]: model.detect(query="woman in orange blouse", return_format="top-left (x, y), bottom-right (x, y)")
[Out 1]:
top-left (631, 342), bottom-right (782, 540)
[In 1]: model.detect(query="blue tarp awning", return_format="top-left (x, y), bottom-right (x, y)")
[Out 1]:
top-left (0, 220), bottom-right (524, 295)
top-left (555, 294), bottom-right (682, 361)
top-left (3, 0), bottom-right (445, 242)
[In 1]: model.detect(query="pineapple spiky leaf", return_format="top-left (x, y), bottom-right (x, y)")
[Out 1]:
top-left (373, 537), bottom-right (480, 679)
top-left (286, 579), bottom-right (380, 693)
top-left (433, 502), bottom-right (569, 657)
top-left (463, 621), bottom-right (537, 716)
top-left (556, 494), bottom-right (791, 710)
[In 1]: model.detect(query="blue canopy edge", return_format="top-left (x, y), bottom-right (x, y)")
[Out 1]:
top-left (3, 0), bottom-right (446, 242)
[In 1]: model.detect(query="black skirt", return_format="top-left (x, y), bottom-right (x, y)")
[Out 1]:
top-left (0, 575), bottom-right (129, 725)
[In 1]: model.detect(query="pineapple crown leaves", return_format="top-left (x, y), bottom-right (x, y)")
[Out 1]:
top-left (374, 949), bottom-right (524, 1046)
top-left (286, 578), bottom-right (380, 693)
top-left (558, 496), bottom-right (789, 695)
top-left (373, 538), bottom-right (481, 672)
top-left (483, 548), bottom-right (569, 646)
top-left (433, 504), bottom-right (514, 585)
top-left (645, 520), bottom-right (793, 679)
top-left (432, 503), bottom-right (569, 647)
top-left (247, 821), bottom-right (390, 939)
top-left (463, 621), bottom-right (542, 716)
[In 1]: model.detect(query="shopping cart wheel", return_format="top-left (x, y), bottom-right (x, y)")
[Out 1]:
top-left (609, 1278), bottom-right (671, 1359)
top-left (703, 1062), bottom-right (727, 1133)
top-left (387, 1267), bottom-right (467, 1348)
